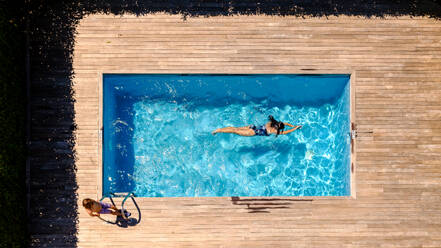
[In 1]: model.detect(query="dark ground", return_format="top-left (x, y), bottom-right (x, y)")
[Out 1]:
top-left (0, 1), bottom-right (26, 247)
top-left (0, 0), bottom-right (440, 247)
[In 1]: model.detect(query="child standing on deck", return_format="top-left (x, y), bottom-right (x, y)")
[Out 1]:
top-left (82, 198), bottom-right (122, 217)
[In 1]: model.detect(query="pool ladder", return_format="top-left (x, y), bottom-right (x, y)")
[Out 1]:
top-left (349, 123), bottom-right (357, 154)
top-left (100, 192), bottom-right (139, 221)
top-left (351, 129), bottom-right (357, 140)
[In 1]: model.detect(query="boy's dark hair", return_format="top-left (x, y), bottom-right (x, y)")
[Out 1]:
top-left (82, 198), bottom-right (94, 209)
top-left (268, 115), bottom-right (285, 136)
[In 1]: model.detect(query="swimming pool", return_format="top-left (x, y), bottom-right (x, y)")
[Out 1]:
top-left (103, 74), bottom-right (351, 197)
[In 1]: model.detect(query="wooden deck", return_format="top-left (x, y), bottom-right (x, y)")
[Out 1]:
top-left (73, 14), bottom-right (441, 247)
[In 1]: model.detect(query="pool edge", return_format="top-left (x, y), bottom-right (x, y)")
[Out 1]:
top-left (98, 70), bottom-right (356, 199)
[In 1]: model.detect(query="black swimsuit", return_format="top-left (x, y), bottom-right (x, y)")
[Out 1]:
top-left (250, 125), bottom-right (269, 136)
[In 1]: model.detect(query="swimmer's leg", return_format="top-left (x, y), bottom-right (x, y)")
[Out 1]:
top-left (212, 127), bottom-right (255, 136)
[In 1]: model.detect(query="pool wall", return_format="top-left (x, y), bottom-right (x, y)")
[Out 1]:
top-left (99, 72), bottom-right (357, 199)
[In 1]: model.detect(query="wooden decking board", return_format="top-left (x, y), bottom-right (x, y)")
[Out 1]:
top-left (55, 13), bottom-right (441, 247)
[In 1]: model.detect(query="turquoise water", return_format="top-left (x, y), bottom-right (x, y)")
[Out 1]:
top-left (103, 74), bottom-right (351, 197)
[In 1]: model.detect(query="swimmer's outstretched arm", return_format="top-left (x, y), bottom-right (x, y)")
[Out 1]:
top-left (280, 123), bottom-right (302, 135)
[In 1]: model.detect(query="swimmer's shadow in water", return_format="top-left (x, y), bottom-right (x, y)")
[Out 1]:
top-left (231, 197), bottom-right (313, 213)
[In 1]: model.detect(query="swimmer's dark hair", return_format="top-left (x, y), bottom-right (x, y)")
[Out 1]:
top-left (268, 115), bottom-right (285, 136)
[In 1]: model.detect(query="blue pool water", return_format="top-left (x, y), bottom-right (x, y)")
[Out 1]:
top-left (103, 74), bottom-right (351, 197)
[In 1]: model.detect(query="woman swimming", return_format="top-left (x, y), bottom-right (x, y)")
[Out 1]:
top-left (212, 115), bottom-right (302, 137)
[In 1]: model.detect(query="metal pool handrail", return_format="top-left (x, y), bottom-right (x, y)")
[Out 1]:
top-left (100, 192), bottom-right (139, 221)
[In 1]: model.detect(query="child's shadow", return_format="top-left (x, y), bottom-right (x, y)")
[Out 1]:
top-left (114, 216), bottom-right (139, 228)
top-left (99, 214), bottom-right (141, 228)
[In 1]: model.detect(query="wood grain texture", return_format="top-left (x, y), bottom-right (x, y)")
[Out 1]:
top-left (73, 14), bottom-right (441, 248)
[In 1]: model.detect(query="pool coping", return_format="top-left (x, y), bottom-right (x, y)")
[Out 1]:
top-left (97, 70), bottom-right (357, 200)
